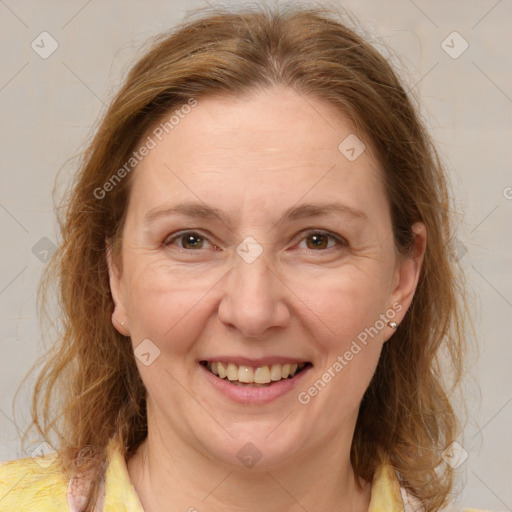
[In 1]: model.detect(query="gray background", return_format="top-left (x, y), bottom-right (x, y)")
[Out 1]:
top-left (1, 0), bottom-right (511, 509)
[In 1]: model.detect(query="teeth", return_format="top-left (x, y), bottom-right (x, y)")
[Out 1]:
top-left (227, 363), bottom-right (238, 381)
top-left (205, 361), bottom-right (307, 385)
top-left (238, 365), bottom-right (254, 383)
top-left (254, 366), bottom-right (271, 384)
top-left (270, 364), bottom-right (282, 381)
top-left (217, 362), bottom-right (227, 379)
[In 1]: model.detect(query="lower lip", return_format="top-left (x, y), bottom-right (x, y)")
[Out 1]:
top-left (199, 363), bottom-right (312, 405)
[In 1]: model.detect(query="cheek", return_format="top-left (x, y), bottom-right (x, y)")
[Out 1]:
top-left (121, 247), bottom-right (393, 362)
top-left (121, 259), bottom-right (224, 355)
top-left (292, 265), bottom-right (390, 399)
top-left (292, 270), bottom-right (389, 435)
top-left (292, 264), bottom-right (392, 348)
top-left (290, 263), bottom-right (393, 415)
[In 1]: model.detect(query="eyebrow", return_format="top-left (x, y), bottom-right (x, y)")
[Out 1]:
top-left (144, 200), bottom-right (368, 227)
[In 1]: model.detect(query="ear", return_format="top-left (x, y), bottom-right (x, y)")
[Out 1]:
top-left (388, 222), bottom-right (427, 325)
top-left (106, 239), bottom-right (130, 336)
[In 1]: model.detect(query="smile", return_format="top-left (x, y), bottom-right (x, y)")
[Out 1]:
top-left (201, 361), bottom-right (311, 387)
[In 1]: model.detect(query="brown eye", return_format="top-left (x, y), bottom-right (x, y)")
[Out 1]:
top-left (299, 231), bottom-right (345, 251)
top-left (181, 233), bottom-right (204, 249)
top-left (306, 233), bottom-right (330, 250)
top-left (164, 231), bottom-right (209, 250)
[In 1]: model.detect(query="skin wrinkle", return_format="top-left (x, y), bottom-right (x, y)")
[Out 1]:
top-left (21, 9), bottom-right (467, 511)
top-left (107, 86), bottom-right (426, 512)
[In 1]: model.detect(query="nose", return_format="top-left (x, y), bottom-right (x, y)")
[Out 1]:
top-left (217, 248), bottom-right (291, 339)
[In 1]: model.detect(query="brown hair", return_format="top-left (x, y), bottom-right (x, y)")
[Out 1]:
top-left (23, 3), bottom-right (470, 510)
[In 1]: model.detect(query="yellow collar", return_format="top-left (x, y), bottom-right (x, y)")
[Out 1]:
top-left (104, 440), bottom-right (407, 511)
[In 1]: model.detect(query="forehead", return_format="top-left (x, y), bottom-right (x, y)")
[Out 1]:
top-left (127, 86), bottom-right (387, 225)
top-left (144, 87), bottom-right (367, 167)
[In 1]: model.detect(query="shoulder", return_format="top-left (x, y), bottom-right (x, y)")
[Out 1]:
top-left (0, 451), bottom-right (69, 511)
top-left (0, 439), bottom-right (142, 512)
top-left (400, 485), bottom-right (495, 512)
top-left (375, 449), bottom-right (493, 512)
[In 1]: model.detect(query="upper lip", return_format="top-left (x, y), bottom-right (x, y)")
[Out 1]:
top-left (200, 356), bottom-right (311, 366)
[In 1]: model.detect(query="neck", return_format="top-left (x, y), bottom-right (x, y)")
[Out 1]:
top-left (127, 421), bottom-right (372, 512)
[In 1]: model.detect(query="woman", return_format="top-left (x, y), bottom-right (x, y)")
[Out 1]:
top-left (0, 4), bottom-right (478, 511)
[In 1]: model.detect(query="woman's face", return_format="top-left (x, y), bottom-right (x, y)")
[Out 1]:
top-left (109, 86), bottom-right (424, 469)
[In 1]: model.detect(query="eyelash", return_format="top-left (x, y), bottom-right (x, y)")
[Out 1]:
top-left (163, 229), bottom-right (348, 253)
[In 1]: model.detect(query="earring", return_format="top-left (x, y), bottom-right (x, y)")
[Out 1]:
top-left (388, 321), bottom-right (397, 329)
top-left (121, 320), bottom-right (125, 326)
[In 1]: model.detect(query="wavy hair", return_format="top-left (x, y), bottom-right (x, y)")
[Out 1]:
top-left (22, 3), bottom-right (470, 510)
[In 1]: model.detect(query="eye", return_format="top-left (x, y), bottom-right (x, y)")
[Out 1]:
top-left (163, 229), bottom-right (347, 253)
top-left (297, 230), bottom-right (347, 251)
top-left (163, 231), bottom-right (215, 250)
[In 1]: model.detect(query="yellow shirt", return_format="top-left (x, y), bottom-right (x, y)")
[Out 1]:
top-left (0, 440), bottom-right (487, 511)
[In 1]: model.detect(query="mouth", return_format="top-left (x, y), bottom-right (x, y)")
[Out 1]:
top-left (200, 360), bottom-right (312, 387)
